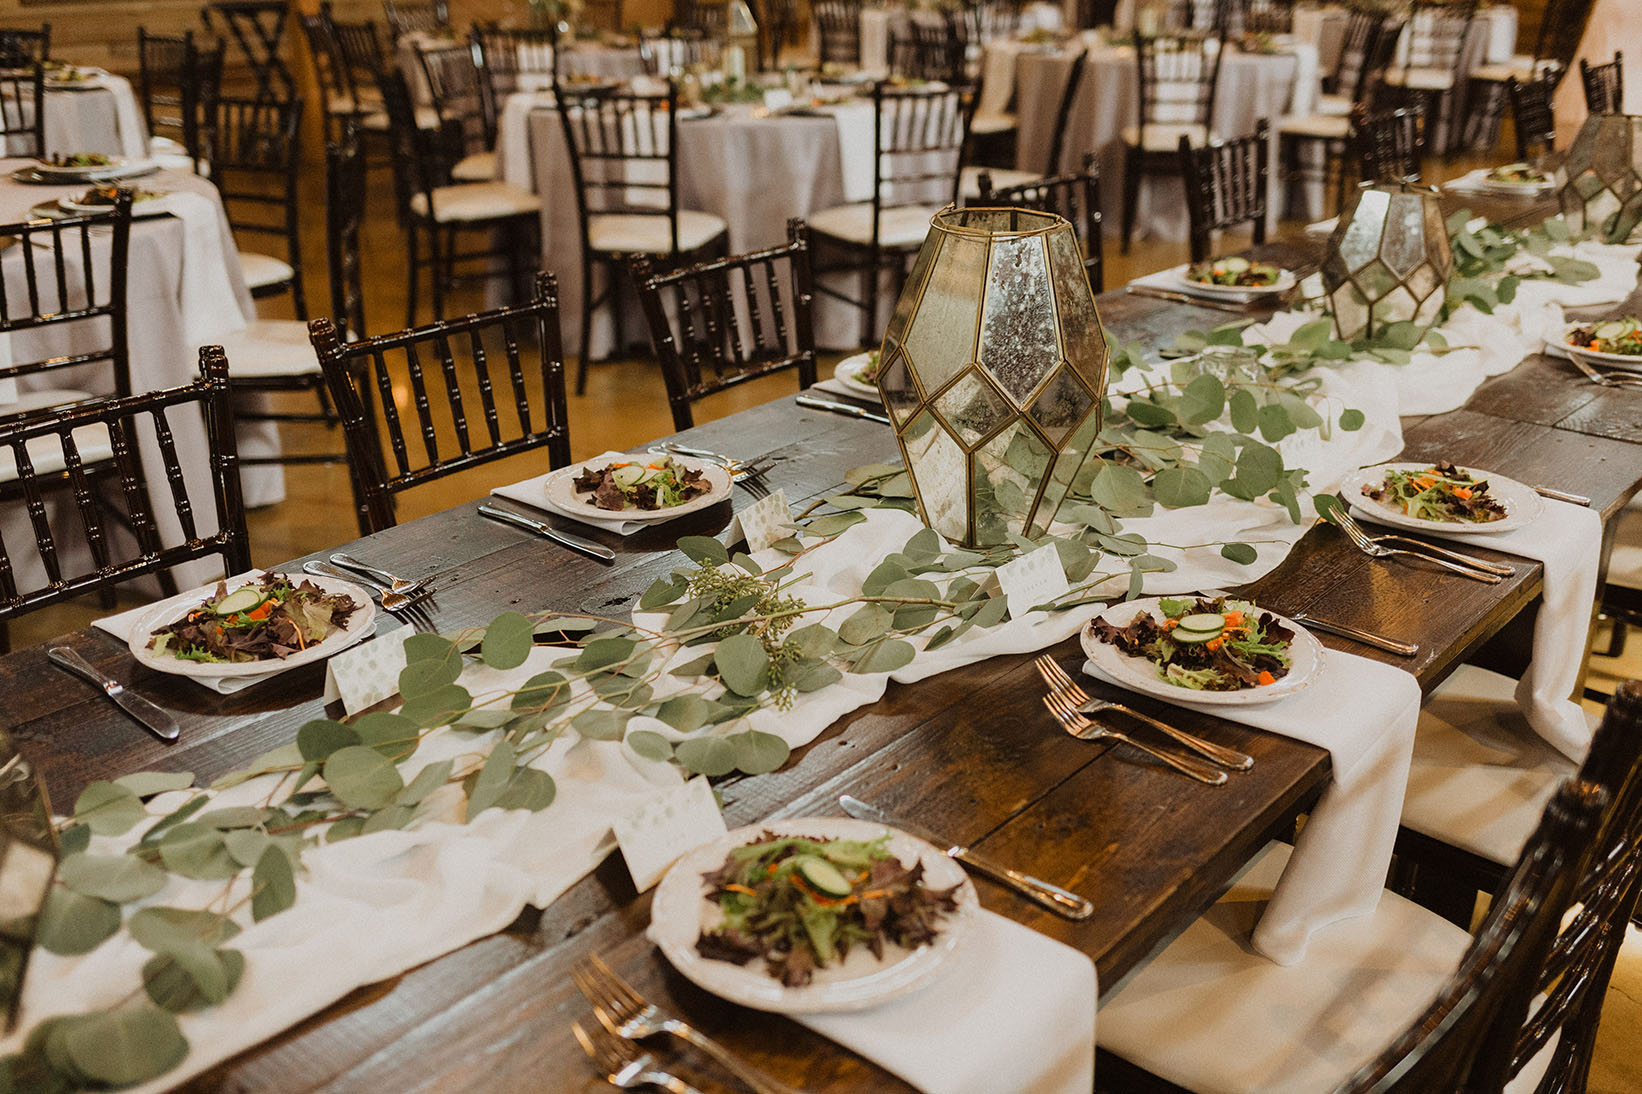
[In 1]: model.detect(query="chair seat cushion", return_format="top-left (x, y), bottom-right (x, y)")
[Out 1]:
top-left (1604, 504), bottom-right (1642, 587)
top-left (239, 251), bottom-right (295, 290)
top-left (451, 150), bottom-right (498, 182)
top-left (969, 111), bottom-right (1018, 135)
top-left (218, 321), bottom-right (323, 378)
top-left (1278, 112), bottom-right (1351, 139)
top-left (1385, 66), bottom-right (1455, 91)
top-left (1316, 92), bottom-right (1353, 117)
top-left (807, 203), bottom-right (943, 248)
top-left (1121, 122), bottom-right (1210, 153)
top-left (409, 181), bottom-right (540, 223)
top-left (1400, 665), bottom-right (1583, 867)
top-left (587, 210), bottom-right (727, 254)
top-left (0, 419), bottom-right (113, 483)
top-left (0, 387), bottom-right (94, 417)
top-left (960, 165), bottom-right (1042, 200)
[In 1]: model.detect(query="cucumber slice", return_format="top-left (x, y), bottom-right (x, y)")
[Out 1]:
top-left (1221, 256), bottom-right (1249, 272)
top-left (214, 586), bottom-right (265, 616)
top-left (1176, 613), bottom-right (1227, 634)
top-left (1594, 321), bottom-right (1627, 340)
top-left (1171, 627), bottom-right (1220, 645)
top-left (610, 465), bottom-right (644, 488)
top-left (637, 466), bottom-right (663, 484)
top-left (796, 856), bottom-right (853, 898)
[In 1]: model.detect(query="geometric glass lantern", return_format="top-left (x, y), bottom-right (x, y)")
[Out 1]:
top-left (876, 206), bottom-right (1109, 548)
top-left (1557, 113), bottom-right (1642, 244)
top-left (1322, 180), bottom-right (1454, 343)
top-left (0, 730), bottom-right (57, 1031)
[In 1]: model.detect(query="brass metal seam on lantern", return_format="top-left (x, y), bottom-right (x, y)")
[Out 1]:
top-left (1323, 181), bottom-right (1453, 343)
top-left (875, 205), bottom-right (1109, 548)
top-left (1557, 113), bottom-right (1642, 245)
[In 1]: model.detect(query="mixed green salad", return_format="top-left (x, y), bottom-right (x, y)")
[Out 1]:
top-left (40, 152), bottom-right (115, 168)
top-left (44, 64), bottom-right (92, 83)
top-left (1091, 596), bottom-right (1294, 692)
top-left (1486, 162), bottom-right (1549, 185)
top-left (147, 575), bottom-right (360, 663)
top-left (1362, 462), bottom-right (1508, 523)
top-left (571, 455), bottom-right (710, 511)
top-left (854, 349), bottom-right (882, 385)
top-left (1186, 256), bottom-right (1281, 288)
top-left (1567, 318), bottom-right (1642, 357)
top-left (67, 184), bottom-right (162, 207)
top-left (695, 833), bottom-right (961, 987)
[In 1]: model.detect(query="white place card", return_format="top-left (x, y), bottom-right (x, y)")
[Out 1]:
top-left (762, 88), bottom-right (794, 111)
top-left (727, 488), bottom-right (792, 553)
top-left (996, 543), bottom-right (1071, 621)
top-left (612, 776), bottom-right (728, 892)
top-left (322, 622), bottom-right (410, 715)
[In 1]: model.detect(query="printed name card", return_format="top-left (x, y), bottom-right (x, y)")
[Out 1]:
top-left (996, 544), bottom-right (1071, 621)
top-left (612, 776), bottom-right (728, 892)
top-left (322, 622), bottom-right (410, 715)
top-left (729, 488), bottom-right (792, 553)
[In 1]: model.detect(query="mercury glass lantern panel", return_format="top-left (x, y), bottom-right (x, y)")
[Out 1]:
top-left (1322, 182), bottom-right (1454, 342)
top-left (1557, 114), bottom-right (1642, 244)
top-left (877, 206), bottom-right (1109, 548)
top-left (0, 731), bottom-right (57, 1031)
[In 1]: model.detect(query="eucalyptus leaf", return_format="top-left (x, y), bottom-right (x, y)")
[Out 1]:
top-left (786, 659), bottom-right (843, 692)
top-left (1227, 388), bottom-right (1259, 433)
top-left (157, 823), bottom-right (239, 881)
top-left (196, 806), bottom-right (265, 830)
top-left (57, 853), bottom-right (167, 903)
top-left (398, 684), bottom-right (472, 728)
top-left (396, 758), bottom-right (455, 806)
top-left (112, 771), bottom-right (195, 799)
top-left (297, 719), bottom-right (361, 763)
top-left (676, 535), bottom-right (729, 565)
top-left (577, 637), bottom-right (637, 672)
top-left (571, 708), bottom-right (630, 741)
top-left (673, 736), bottom-right (739, 777)
top-left (135, 796), bottom-right (207, 848)
top-left (326, 816), bottom-right (365, 843)
top-left (1152, 466), bottom-right (1212, 508)
top-left (838, 603), bottom-right (893, 645)
top-left (56, 824), bottom-right (90, 856)
top-left (403, 632), bottom-right (459, 664)
top-left (60, 1007), bottom-right (187, 1086)
top-left (71, 781), bottom-right (143, 837)
top-left (805, 511), bottom-right (868, 537)
top-left (713, 633), bottom-right (770, 696)
top-left (639, 574), bottom-right (688, 610)
top-left (861, 557), bottom-right (910, 597)
top-left (970, 595), bottom-right (1009, 630)
top-left (626, 731), bottom-right (674, 762)
top-left (657, 694), bottom-right (712, 733)
top-left (495, 767), bottom-right (557, 812)
top-left (34, 888), bottom-right (120, 955)
top-left (730, 731), bottom-right (789, 774)
top-left (788, 623), bottom-right (836, 659)
top-left (1221, 541), bottom-right (1259, 565)
top-left (143, 947), bottom-right (245, 1014)
top-left (465, 740), bottom-right (516, 820)
top-left (223, 828), bottom-right (271, 868)
top-left (322, 746), bottom-right (405, 811)
top-left (512, 670), bottom-right (570, 712)
top-left (480, 611), bottom-right (535, 670)
top-left (849, 638), bottom-right (915, 675)
top-left (1339, 408), bottom-right (1365, 431)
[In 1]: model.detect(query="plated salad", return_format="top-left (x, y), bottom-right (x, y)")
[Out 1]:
top-left (146, 574), bottom-right (361, 664)
top-left (1090, 596), bottom-right (1294, 692)
top-left (571, 455), bottom-right (710, 511)
top-left (1362, 462), bottom-right (1508, 523)
top-left (39, 152), bottom-right (115, 169)
top-left (64, 184), bottom-right (162, 208)
top-left (1567, 318), bottom-right (1642, 357)
top-left (855, 349), bottom-right (882, 385)
top-left (1186, 256), bottom-right (1281, 288)
top-left (1486, 162), bottom-right (1549, 185)
top-left (695, 832), bottom-right (961, 987)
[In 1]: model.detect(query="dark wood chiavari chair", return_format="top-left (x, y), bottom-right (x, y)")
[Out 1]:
top-left (383, 0), bottom-right (450, 41)
top-left (962, 46), bottom-right (1091, 199)
top-left (671, 0), bottom-right (726, 39)
top-left (637, 29), bottom-right (722, 75)
top-left (301, 8), bottom-right (353, 141)
top-left (556, 80), bottom-right (729, 391)
top-left (137, 28), bottom-right (225, 173)
top-left (890, 16), bottom-right (967, 84)
top-left (0, 25), bottom-right (49, 69)
top-left (0, 346), bottom-right (250, 652)
top-left (209, 95), bottom-right (308, 316)
top-left (1354, 104), bottom-right (1424, 186)
top-left (0, 64), bottom-right (43, 159)
top-left (755, 0), bottom-right (798, 72)
top-left (1507, 74), bottom-right (1556, 162)
top-left (1178, 119), bottom-right (1268, 265)
top-left (1379, 0), bottom-right (1474, 156)
top-left (1581, 51), bottom-right (1623, 115)
top-left (975, 154), bottom-right (1105, 293)
top-left (807, 81), bottom-right (971, 348)
top-left (813, 0), bottom-right (863, 68)
top-left (1121, 32), bottom-right (1223, 253)
top-left (471, 25), bottom-right (556, 147)
top-left (414, 37), bottom-right (495, 180)
top-left (632, 220), bottom-right (817, 433)
top-left (1460, 0), bottom-right (1588, 150)
top-left (200, 0), bottom-right (296, 103)
top-left (308, 272), bottom-right (571, 534)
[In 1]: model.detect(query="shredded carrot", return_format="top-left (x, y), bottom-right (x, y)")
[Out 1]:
top-left (1161, 618), bottom-right (1179, 630)
top-left (1222, 610), bottom-right (1244, 627)
top-left (725, 883), bottom-right (759, 896)
top-left (1206, 637), bottom-right (1224, 651)
top-left (1452, 486), bottom-right (1473, 500)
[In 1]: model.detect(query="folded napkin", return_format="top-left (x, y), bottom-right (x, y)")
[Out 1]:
top-left (492, 451), bottom-right (695, 535)
top-left (800, 909), bottom-right (1096, 1094)
top-left (161, 191), bottom-right (250, 348)
top-left (1082, 649), bottom-right (1420, 965)
top-left (816, 100), bottom-right (877, 204)
top-left (1304, 216), bottom-right (1337, 237)
top-left (1353, 497), bottom-right (1601, 763)
top-left (810, 376), bottom-right (880, 401)
top-left (94, 74), bottom-right (151, 159)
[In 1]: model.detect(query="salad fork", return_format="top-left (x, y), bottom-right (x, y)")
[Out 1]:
top-left (1033, 655), bottom-right (1253, 770)
top-left (329, 552), bottom-right (431, 598)
top-left (1042, 691), bottom-right (1227, 784)
top-left (1562, 351), bottom-right (1642, 388)
top-left (572, 1020), bottom-right (705, 1094)
top-left (1327, 506), bottom-right (1509, 583)
top-left (303, 560), bottom-right (425, 615)
top-left (572, 955), bottom-right (798, 1094)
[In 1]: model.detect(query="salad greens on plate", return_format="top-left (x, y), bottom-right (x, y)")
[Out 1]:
top-left (146, 574), bottom-right (360, 663)
top-left (1090, 596), bottom-right (1294, 692)
top-left (1361, 462), bottom-right (1508, 523)
top-left (696, 832), bottom-right (961, 987)
top-left (1186, 256), bottom-right (1280, 288)
top-left (1567, 318), bottom-right (1642, 358)
top-left (571, 454), bottom-right (710, 511)
top-left (1485, 162), bottom-right (1550, 185)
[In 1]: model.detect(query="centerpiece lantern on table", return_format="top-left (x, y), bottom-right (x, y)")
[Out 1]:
top-left (0, 729), bottom-right (57, 1031)
top-left (1556, 113), bottom-right (1642, 244)
top-left (874, 206), bottom-right (1109, 548)
top-left (1322, 180), bottom-right (1454, 342)
top-left (723, 0), bottom-right (758, 82)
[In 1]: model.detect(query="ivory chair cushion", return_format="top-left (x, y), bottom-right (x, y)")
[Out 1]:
top-left (970, 111), bottom-right (1018, 136)
top-left (239, 251), bottom-right (295, 290)
top-left (1097, 840), bottom-right (1556, 1094)
top-left (1384, 66), bottom-right (1456, 92)
top-left (409, 181), bottom-right (540, 223)
top-left (1400, 664), bottom-right (1583, 867)
top-left (807, 203), bottom-right (944, 248)
top-left (586, 210), bottom-right (727, 254)
top-left (218, 320), bottom-right (323, 378)
top-left (0, 390), bottom-right (112, 483)
top-left (959, 165), bottom-right (1042, 200)
top-left (1471, 56), bottom-right (1539, 83)
top-left (1121, 122), bottom-right (1210, 153)
top-left (1278, 112), bottom-right (1352, 140)
top-left (1316, 92), bottom-right (1353, 116)
top-left (451, 150), bottom-right (498, 182)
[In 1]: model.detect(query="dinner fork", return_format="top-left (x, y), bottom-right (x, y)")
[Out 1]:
top-left (1563, 351), bottom-right (1642, 388)
top-left (303, 560), bottom-right (426, 615)
top-left (572, 955), bottom-right (798, 1094)
top-left (1042, 691), bottom-right (1228, 784)
top-left (1034, 655), bottom-right (1254, 770)
top-left (648, 444), bottom-right (776, 499)
top-left (1327, 506), bottom-right (1509, 583)
top-left (329, 552), bottom-right (431, 598)
top-left (572, 1020), bottom-right (705, 1094)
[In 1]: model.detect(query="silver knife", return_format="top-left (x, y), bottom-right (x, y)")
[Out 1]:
top-left (1532, 485), bottom-right (1591, 507)
top-left (1289, 613), bottom-right (1419, 658)
top-left (477, 502), bottom-right (617, 562)
top-left (838, 795), bottom-right (1094, 920)
top-left (48, 646), bottom-right (181, 742)
top-left (796, 395), bottom-right (893, 426)
top-left (1124, 284), bottom-right (1258, 314)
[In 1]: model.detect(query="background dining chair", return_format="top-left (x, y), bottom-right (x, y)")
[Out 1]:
top-left (754, 0), bottom-right (797, 72)
top-left (308, 272), bottom-right (571, 534)
top-left (1379, 0), bottom-right (1474, 156)
top-left (889, 16), bottom-right (966, 85)
top-left (632, 220), bottom-right (817, 433)
top-left (301, 8), bottom-right (355, 142)
top-left (0, 347), bottom-right (249, 653)
top-left (137, 28), bottom-right (225, 174)
top-left (209, 95), bottom-right (308, 317)
top-left (1580, 51), bottom-right (1623, 115)
top-left (1121, 32), bottom-right (1223, 253)
top-left (1460, 0), bottom-right (1590, 152)
top-left (0, 64), bottom-right (43, 159)
top-left (556, 80), bottom-right (729, 392)
top-left (975, 155), bottom-right (1105, 293)
top-left (813, 0), bottom-right (863, 68)
top-left (472, 25), bottom-right (556, 142)
top-left (960, 47), bottom-right (1090, 200)
top-left (807, 81), bottom-right (971, 348)
top-left (413, 37), bottom-right (496, 181)
top-left (670, 0), bottom-right (726, 39)
top-left (0, 25), bottom-right (48, 69)
top-left (1178, 120), bottom-right (1268, 265)
top-left (1354, 104), bottom-right (1425, 185)
top-left (383, 0), bottom-right (449, 41)
top-left (1507, 74), bottom-right (1556, 162)
top-left (200, 0), bottom-right (296, 104)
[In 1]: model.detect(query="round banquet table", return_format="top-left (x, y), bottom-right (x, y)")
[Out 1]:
top-left (3, 73), bottom-right (150, 161)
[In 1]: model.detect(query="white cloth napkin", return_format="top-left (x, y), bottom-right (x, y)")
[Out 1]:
top-left (800, 909), bottom-right (1097, 1094)
top-left (1082, 649), bottom-right (1421, 965)
top-left (159, 191), bottom-right (250, 349)
top-left (94, 74), bottom-right (151, 159)
top-left (811, 376), bottom-right (878, 401)
top-left (498, 90), bottom-right (555, 191)
top-left (1282, 41), bottom-right (1321, 118)
top-left (1354, 497), bottom-right (1602, 762)
top-left (816, 100), bottom-right (877, 204)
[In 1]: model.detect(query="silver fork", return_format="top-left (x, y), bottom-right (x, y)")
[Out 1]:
top-left (329, 552), bottom-right (431, 598)
top-left (304, 560), bottom-right (425, 614)
top-left (1034, 655), bottom-right (1253, 770)
top-left (650, 442), bottom-right (776, 481)
top-left (573, 955), bottom-right (799, 1094)
top-left (1042, 691), bottom-right (1228, 784)
top-left (1328, 507), bottom-right (1508, 583)
top-left (572, 1020), bottom-right (705, 1094)
top-left (1563, 352), bottom-right (1642, 388)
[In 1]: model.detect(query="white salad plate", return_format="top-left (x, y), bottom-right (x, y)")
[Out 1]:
top-left (649, 817), bottom-right (977, 1015)
top-left (56, 190), bottom-right (167, 214)
top-left (1079, 597), bottom-right (1325, 707)
top-left (1343, 461), bottom-right (1543, 536)
top-left (1556, 322), bottom-right (1642, 372)
top-left (833, 352), bottom-right (880, 397)
top-left (1172, 263), bottom-right (1297, 299)
top-left (539, 453), bottom-right (730, 525)
top-left (31, 156), bottom-right (132, 178)
top-left (127, 573), bottom-right (375, 678)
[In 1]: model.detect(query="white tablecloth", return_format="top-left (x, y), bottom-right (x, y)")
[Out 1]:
top-left (5, 74), bottom-right (150, 160)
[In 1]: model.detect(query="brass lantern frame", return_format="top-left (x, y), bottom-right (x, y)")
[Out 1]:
top-left (1322, 180), bottom-right (1454, 343)
top-left (1557, 113), bottom-right (1642, 244)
